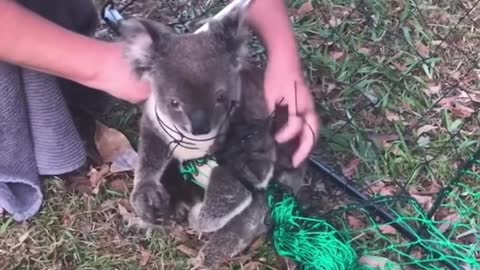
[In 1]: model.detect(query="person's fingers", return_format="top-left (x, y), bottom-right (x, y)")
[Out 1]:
top-left (275, 113), bottom-right (303, 143)
top-left (274, 95), bottom-right (306, 142)
top-left (292, 111), bottom-right (319, 167)
top-left (127, 80), bottom-right (151, 104)
top-left (291, 122), bottom-right (313, 167)
top-left (304, 110), bottom-right (320, 143)
top-left (265, 92), bottom-right (277, 113)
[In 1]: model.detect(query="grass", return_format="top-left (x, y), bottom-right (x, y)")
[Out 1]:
top-left (2, 0), bottom-right (480, 269)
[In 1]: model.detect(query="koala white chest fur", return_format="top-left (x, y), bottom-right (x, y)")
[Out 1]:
top-left (144, 95), bottom-right (219, 162)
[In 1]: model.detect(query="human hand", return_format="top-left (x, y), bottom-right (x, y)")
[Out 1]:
top-left (91, 42), bottom-right (151, 104)
top-left (264, 57), bottom-right (320, 168)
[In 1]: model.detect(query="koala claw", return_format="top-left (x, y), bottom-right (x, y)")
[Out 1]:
top-left (130, 182), bottom-right (171, 224)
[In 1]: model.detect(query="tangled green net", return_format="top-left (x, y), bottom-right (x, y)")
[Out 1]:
top-left (324, 155), bottom-right (480, 270)
top-left (180, 157), bottom-right (367, 270)
top-left (180, 154), bottom-right (480, 270)
top-left (266, 183), bottom-right (362, 270)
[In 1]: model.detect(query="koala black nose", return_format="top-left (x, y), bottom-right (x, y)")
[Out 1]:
top-left (189, 110), bottom-right (211, 135)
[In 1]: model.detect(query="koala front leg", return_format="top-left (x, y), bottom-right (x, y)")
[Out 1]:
top-left (188, 165), bottom-right (253, 233)
top-left (217, 121), bottom-right (277, 190)
top-left (130, 117), bottom-right (173, 225)
top-left (192, 192), bottom-right (270, 269)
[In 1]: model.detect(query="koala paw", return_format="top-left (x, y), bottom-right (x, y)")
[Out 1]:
top-left (188, 203), bottom-right (219, 233)
top-left (188, 193), bottom-right (252, 233)
top-left (130, 182), bottom-right (171, 224)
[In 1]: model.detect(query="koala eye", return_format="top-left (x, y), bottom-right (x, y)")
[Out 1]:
top-left (170, 99), bottom-right (181, 109)
top-left (216, 92), bottom-right (226, 104)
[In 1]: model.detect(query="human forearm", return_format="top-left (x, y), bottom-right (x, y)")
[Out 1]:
top-left (246, 0), bottom-right (302, 69)
top-left (0, 0), bottom-right (149, 103)
top-left (0, 0), bottom-right (114, 88)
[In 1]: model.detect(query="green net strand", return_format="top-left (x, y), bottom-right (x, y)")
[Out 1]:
top-left (266, 185), bottom-right (362, 270)
top-left (325, 163), bottom-right (480, 270)
top-left (179, 156), bottom-right (217, 189)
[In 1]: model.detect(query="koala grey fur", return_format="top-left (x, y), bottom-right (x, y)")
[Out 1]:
top-left (118, 4), bottom-right (309, 269)
top-left (118, 6), bottom-right (256, 227)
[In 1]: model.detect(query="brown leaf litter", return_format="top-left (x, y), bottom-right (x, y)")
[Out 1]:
top-left (94, 121), bottom-right (139, 173)
top-left (341, 158), bottom-right (361, 178)
top-left (297, 0), bottom-right (314, 19)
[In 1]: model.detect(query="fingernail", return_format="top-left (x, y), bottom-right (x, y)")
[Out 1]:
top-left (292, 158), bottom-right (298, 168)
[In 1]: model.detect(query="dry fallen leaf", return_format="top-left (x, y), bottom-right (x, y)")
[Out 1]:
top-left (455, 229), bottom-right (477, 240)
top-left (369, 134), bottom-right (399, 149)
top-left (99, 199), bottom-right (117, 211)
top-left (379, 225), bottom-right (398, 235)
top-left (416, 42), bottom-right (430, 58)
top-left (425, 83), bottom-right (441, 96)
top-left (459, 90), bottom-right (480, 103)
top-left (297, 0), bottom-right (314, 17)
top-left (328, 16), bottom-right (342, 27)
top-left (249, 237), bottom-right (266, 253)
top-left (347, 215), bottom-right (366, 229)
top-left (409, 180), bottom-right (443, 195)
top-left (385, 110), bottom-right (401, 122)
top-left (108, 178), bottom-right (129, 193)
top-left (359, 255), bottom-right (402, 269)
top-left (64, 175), bottom-right (93, 194)
top-left (438, 95), bottom-right (475, 119)
top-left (410, 194), bottom-right (433, 211)
top-left (17, 230), bottom-right (31, 244)
top-left (330, 51), bottom-right (344, 60)
top-left (410, 248), bottom-right (424, 260)
top-left (451, 103), bottom-right (474, 118)
top-left (94, 121), bottom-right (139, 173)
top-left (416, 125), bottom-right (438, 136)
top-left (140, 247), bottom-right (151, 266)
top-left (176, 244), bottom-right (198, 258)
top-left (437, 212), bottom-right (461, 233)
top-left (379, 185), bottom-right (396, 196)
top-left (243, 261), bottom-right (263, 270)
top-left (366, 181), bottom-right (386, 195)
top-left (392, 62), bottom-right (407, 72)
top-left (62, 212), bottom-right (75, 227)
top-left (358, 47), bottom-right (371, 55)
top-left (89, 164), bottom-right (110, 195)
top-left (425, 180), bottom-right (443, 194)
top-left (171, 224), bottom-right (190, 242)
top-left (341, 159), bottom-right (361, 178)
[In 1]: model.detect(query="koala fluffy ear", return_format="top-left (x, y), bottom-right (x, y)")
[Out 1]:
top-left (118, 18), bottom-right (172, 78)
top-left (206, 0), bottom-right (254, 68)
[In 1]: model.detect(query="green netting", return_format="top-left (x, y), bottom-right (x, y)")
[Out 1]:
top-left (317, 155), bottom-right (480, 270)
top-left (181, 152), bottom-right (479, 270)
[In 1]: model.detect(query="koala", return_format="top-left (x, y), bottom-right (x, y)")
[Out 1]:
top-left (118, 2), bottom-right (258, 229)
top-left (118, 1), bottom-right (311, 268)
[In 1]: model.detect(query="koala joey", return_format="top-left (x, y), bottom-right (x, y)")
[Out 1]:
top-left (190, 60), bottom-right (309, 270)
